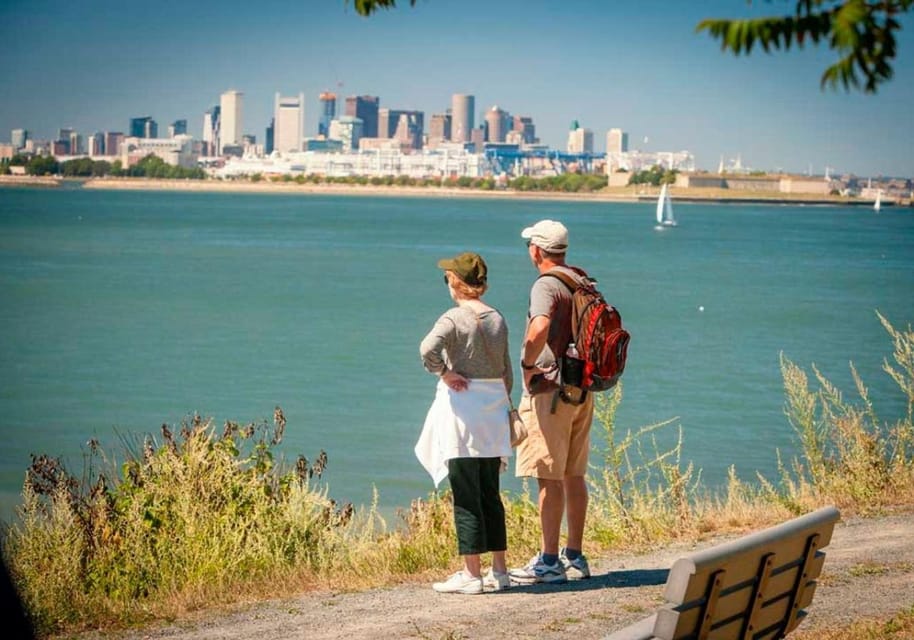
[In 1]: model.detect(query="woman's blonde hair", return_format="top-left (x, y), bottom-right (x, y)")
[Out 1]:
top-left (445, 270), bottom-right (488, 299)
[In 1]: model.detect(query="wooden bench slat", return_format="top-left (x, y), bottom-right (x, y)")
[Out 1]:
top-left (604, 507), bottom-right (840, 640)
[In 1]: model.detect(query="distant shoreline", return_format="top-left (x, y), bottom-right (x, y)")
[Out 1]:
top-left (1, 174), bottom-right (903, 207)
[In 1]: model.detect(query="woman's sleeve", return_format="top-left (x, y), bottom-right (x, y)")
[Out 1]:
top-left (502, 320), bottom-right (513, 395)
top-left (419, 314), bottom-right (454, 376)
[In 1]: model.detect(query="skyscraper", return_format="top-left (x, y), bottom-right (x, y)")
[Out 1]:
top-left (513, 116), bottom-right (536, 144)
top-left (606, 128), bottom-right (629, 154)
top-left (104, 132), bottom-right (124, 157)
top-left (485, 106), bottom-right (509, 143)
top-left (265, 118), bottom-right (274, 154)
top-left (273, 92), bottom-right (305, 153)
top-left (11, 129), bottom-right (28, 150)
top-left (428, 113), bottom-right (451, 146)
top-left (318, 92), bottom-right (336, 137)
top-left (567, 121), bottom-right (594, 154)
top-left (450, 94), bottom-right (474, 143)
top-left (87, 132), bottom-right (105, 156)
top-left (203, 106), bottom-right (220, 156)
top-left (168, 120), bottom-right (187, 137)
top-left (129, 117), bottom-right (157, 139)
top-left (219, 90), bottom-right (243, 154)
top-left (344, 95), bottom-right (379, 138)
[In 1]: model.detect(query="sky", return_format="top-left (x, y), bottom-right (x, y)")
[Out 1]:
top-left (1, 0), bottom-right (912, 177)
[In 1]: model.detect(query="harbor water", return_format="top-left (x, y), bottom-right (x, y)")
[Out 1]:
top-left (1, 187), bottom-right (912, 520)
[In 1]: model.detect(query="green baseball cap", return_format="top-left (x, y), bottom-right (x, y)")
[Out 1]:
top-left (437, 252), bottom-right (488, 286)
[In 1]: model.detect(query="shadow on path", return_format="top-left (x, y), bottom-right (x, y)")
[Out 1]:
top-left (505, 568), bottom-right (669, 594)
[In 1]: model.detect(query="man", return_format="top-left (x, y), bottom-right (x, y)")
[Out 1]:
top-left (510, 219), bottom-right (594, 584)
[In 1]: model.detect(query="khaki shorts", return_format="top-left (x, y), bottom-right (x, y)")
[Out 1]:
top-left (515, 388), bottom-right (594, 480)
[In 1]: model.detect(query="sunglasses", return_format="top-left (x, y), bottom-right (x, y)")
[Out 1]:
top-left (443, 275), bottom-right (449, 285)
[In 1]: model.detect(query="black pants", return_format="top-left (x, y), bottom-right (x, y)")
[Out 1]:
top-left (447, 457), bottom-right (507, 555)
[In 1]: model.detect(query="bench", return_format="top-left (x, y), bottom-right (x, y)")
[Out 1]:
top-left (605, 506), bottom-right (841, 640)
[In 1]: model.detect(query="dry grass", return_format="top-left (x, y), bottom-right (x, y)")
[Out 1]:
top-left (792, 605), bottom-right (914, 639)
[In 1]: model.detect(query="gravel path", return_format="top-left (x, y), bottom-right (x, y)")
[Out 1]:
top-left (106, 512), bottom-right (914, 640)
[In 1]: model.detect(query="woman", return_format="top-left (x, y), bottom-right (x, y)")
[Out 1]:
top-left (416, 251), bottom-right (513, 594)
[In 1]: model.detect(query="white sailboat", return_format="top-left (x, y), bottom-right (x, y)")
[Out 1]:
top-left (654, 183), bottom-right (677, 229)
top-left (874, 189), bottom-right (882, 213)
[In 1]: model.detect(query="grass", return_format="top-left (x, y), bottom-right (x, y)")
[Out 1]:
top-left (4, 313), bottom-right (914, 637)
top-left (792, 605), bottom-right (914, 639)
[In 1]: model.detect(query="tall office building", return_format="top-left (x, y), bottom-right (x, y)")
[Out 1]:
top-left (485, 106), bottom-right (509, 143)
top-left (104, 132), bottom-right (124, 156)
top-left (273, 92), bottom-right (305, 153)
top-left (567, 121), bottom-right (594, 154)
top-left (11, 129), bottom-right (28, 150)
top-left (168, 120), bottom-right (187, 137)
top-left (606, 128), bottom-right (629, 154)
top-left (129, 117), bottom-right (157, 139)
top-left (450, 94), bottom-right (474, 143)
top-left (513, 116), bottom-right (536, 144)
top-left (265, 118), bottom-right (274, 154)
top-left (427, 113), bottom-right (451, 147)
top-left (344, 95), bottom-right (379, 138)
top-left (318, 92), bottom-right (336, 137)
top-left (203, 106), bottom-right (220, 156)
top-left (87, 132), bottom-right (105, 156)
top-left (219, 90), bottom-right (243, 154)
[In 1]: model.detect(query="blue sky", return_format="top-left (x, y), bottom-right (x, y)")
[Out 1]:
top-left (1, 0), bottom-right (912, 176)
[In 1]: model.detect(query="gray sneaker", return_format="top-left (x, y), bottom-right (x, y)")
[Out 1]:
top-left (560, 548), bottom-right (591, 579)
top-left (508, 554), bottom-right (568, 584)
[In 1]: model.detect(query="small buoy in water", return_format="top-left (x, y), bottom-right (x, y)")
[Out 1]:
top-left (698, 305), bottom-right (705, 312)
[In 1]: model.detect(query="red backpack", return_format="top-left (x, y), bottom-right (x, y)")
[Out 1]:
top-left (542, 268), bottom-right (630, 392)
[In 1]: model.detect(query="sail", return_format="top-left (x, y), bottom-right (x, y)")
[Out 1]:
top-left (664, 187), bottom-right (675, 224)
top-left (874, 190), bottom-right (882, 212)
top-left (656, 184), bottom-right (666, 223)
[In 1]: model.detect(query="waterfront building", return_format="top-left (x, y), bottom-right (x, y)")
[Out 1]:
top-left (607, 128), bottom-right (628, 154)
top-left (318, 92), bottom-right (336, 137)
top-left (51, 140), bottom-right (70, 156)
top-left (104, 132), bottom-right (124, 157)
top-left (274, 92), bottom-right (305, 153)
top-left (485, 106), bottom-right (509, 143)
top-left (0, 143), bottom-right (14, 161)
top-left (11, 129), bottom-right (28, 150)
top-left (215, 145), bottom-right (489, 180)
top-left (168, 119), bottom-right (188, 137)
top-left (345, 95), bottom-right (379, 138)
top-left (450, 94), bottom-right (474, 143)
top-left (87, 132), bottom-right (105, 156)
top-left (567, 121), bottom-right (593, 154)
top-left (121, 134), bottom-right (197, 168)
top-left (265, 118), bottom-right (274, 154)
top-left (219, 90), bottom-right (244, 154)
top-left (203, 106), bottom-right (220, 156)
top-left (329, 115), bottom-right (364, 152)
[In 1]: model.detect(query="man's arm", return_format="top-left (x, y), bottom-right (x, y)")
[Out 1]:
top-left (521, 314), bottom-right (551, 391)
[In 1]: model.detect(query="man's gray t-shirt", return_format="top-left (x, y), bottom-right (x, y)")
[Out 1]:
top-left (525, 266), bottom-right (583, 393)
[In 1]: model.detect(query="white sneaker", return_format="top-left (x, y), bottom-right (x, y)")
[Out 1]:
top-left (560, 548), bottom-right (591, 579)
top-left (508, 554), bottom-right (568, 584)
top-left (432, 571), bottom-right (483, 594)
top-left (483, 568), bottom-right (511, 591)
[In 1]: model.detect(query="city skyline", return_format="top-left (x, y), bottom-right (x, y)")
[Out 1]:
top-left (1, 0), bottom-right (912, 176)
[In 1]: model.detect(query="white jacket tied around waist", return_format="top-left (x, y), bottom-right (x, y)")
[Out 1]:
top-left (415, 378), bottom-right (513, 487)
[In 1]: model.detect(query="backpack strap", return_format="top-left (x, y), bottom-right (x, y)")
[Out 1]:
top-left (538, 266), bottom-right (589, 292)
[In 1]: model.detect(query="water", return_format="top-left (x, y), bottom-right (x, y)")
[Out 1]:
top-left (1, 188), bottom-right (912, 520)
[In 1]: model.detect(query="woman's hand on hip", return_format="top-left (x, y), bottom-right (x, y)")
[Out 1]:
top-left (441, 370), bottom-right (469, 392)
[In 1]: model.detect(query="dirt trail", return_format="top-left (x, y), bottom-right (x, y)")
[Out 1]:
top-left (105, 512), bottom-right (914, 640)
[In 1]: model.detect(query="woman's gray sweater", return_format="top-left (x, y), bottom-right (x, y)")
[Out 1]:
top-left (420, 305), bottom-right (513, 394)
